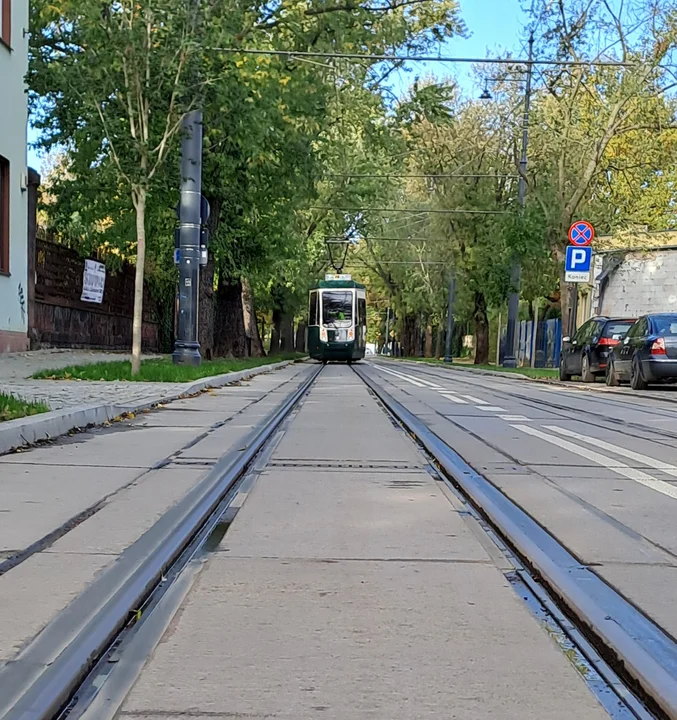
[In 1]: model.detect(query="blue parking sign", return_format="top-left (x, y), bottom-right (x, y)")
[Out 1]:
top-left (565, 245), bottom-right (592, 273)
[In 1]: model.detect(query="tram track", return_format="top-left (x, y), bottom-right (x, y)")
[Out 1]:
top-left (381, 359), bottom-right (677, 448)
top-left (0, 363), bottom-right (323, 720)
top-left (4, 357), bottom-right (677, 720)
top-left (353, 362), bottom-right (677, 720)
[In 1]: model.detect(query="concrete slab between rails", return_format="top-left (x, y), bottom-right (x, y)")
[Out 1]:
top-left (0, 359), bottom-right (300, 456)
top-left (120, 558), bottom-right (609, 720)
top-left (117, 364), bottom-right (609, 720)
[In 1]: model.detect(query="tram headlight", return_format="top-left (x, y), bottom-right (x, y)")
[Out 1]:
top-left (320, 327), bottom-right (328, 342)
top-left (348, 328), bottom-right (354, 340)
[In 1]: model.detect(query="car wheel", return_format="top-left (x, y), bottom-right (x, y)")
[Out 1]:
top-left (581, 354), bottom-right (595, 383)
top-left (606, 359), bottom-right (619, 387)
top-left (559, 356), bottom-right (571, 381)
top-left (630, 356), bottom-right (648, 391)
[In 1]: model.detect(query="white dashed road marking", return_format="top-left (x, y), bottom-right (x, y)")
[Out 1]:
top-left (513, 424), bottom-right (677, 501)
top-left (439, 394), bottom-right (468, 404)
top-left (462, 395), bottom-right (488, 405)
top-left (480, 406), bottom-right (508, 412)
top-left (545, 425), bottom-right (677, 479)
top-left (375, 366), bottom-right (427, 387)
top-left (499, 415), bottom-right (530, 421)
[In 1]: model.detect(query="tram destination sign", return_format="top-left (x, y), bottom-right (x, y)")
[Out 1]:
top-left (325, 273), bottom-right (352, 281)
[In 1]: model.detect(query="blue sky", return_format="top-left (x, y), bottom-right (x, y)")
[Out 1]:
top-left (27, 0), bottom-right (528, 169)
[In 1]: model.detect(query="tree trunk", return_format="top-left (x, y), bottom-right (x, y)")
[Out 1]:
top-left (198, 255), bottom-right (215, 360)
top-left (473, 292), bottom-right (490, 365)
top-left (213, 276), bottom-right (247, 358)
top-left (270, 309), bottom-right (282, 355)
top-left (424, 323), bottom-right (433, 358)
top-left (242, 278), bottom-right (265, 357)
top-left (295, 322), bottom-right (307, 353)
top-left (199, 197), bottom-right (221, 358)
top-left (434, 320), bottom-right (443, 359)
top-left (280, 313), bottom-right (294, 353)
top-left (131, 187), bottom-right (146, 375)
top-left (401, 314), bottom-right (418, 357)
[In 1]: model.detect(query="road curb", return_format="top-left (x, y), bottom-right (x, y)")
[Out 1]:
top-left (0, 360), bottom-right (299, 456)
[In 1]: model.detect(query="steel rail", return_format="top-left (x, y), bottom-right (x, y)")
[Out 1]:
top-left (354, 363), bottom-right (677, 720)
top-left (0, 363), bottom-right (323, 720)
top-left (388, 358), bottom-right (677, 446)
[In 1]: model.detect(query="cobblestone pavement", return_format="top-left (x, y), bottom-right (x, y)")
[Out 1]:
top-left (0, 380), bottom-right (183, 410)
top-left (0, 349), bottom-right (170, 410)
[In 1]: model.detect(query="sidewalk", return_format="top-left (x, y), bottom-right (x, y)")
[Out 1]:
top-left (0, 349), bottom-right (165, 410)
top-left (117, 365), bottom-right (608, 719)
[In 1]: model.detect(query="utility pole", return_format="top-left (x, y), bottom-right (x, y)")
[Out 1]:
top-left (384, 307), bottom-right (390, 355)
top-left (172, 110), bottom-right (203, 365)
top-left (444, 273), bottom-right (456, 363)
top-left (503, 30), bottom-right (534, 369)
top-left (172, 0), bottom-right (203, 365)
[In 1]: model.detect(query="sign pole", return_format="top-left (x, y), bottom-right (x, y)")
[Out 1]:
top-left (564, 220), bottom-right (594, 337)
top-left (444, 273), bottom-right (456, 363)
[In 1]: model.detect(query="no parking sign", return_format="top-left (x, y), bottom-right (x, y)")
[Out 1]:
top-left (568, 220), bottom-right (594, 246)
top-left (566, 220), bottom-right (594, 282)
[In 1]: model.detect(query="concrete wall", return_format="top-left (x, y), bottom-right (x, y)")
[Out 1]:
top-left (599, 250), bottom-right (677, 317)
top-left (0, 1), bottom-right (30, 352)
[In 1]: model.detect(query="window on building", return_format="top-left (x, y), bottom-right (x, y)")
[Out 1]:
top-left (0, 0), bottom-right (11, 47)
top-left (0, 156), bottom-right (9, 274)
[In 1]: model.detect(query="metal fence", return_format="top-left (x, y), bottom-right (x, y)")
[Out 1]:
top-left (516, 318), bottom-right (562, 368)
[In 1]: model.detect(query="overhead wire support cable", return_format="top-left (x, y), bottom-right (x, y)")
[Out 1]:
top-left (346, 261), bottom-right (447, 265)
top-left (323, 235), bottom-right (431, 242)
top-left (311, 206), bottom-right (515, 215)
top-left (212, 47), bottom-right (639, 68)
top-left (324, 173), bottom-right (519, 179)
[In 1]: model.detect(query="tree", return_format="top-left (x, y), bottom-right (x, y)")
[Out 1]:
top-left (526, 0), bottom-right (677, 335)
top-left (30, 0), bottom-right (201, 372)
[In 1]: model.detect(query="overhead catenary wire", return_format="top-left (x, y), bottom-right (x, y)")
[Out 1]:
top-left (344, 261), bottom-right (447, 265)
top-left (323, 235), bottom-right (434, 242)
top-left (213, 47), bottom-right (640, 68)
top-left (311, 206), bottom-right (515, 215)
top-left (324, 173), bottom-right (519, 179)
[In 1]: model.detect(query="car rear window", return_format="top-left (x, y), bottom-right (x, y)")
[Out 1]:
top-left (651, 314), bottom-right (677, 336)
top-left (603, 321), bottom-right (635, 338)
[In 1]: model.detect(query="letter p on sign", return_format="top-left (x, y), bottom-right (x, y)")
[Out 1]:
top-left (565, 246), bottom-right (592, 273)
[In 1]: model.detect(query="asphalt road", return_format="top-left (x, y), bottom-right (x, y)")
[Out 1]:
top-left (366, 359), bottom-right (677, 647)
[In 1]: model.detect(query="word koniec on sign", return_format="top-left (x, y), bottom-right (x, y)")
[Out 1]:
top-left (81, 259), bottom-right (106, 303)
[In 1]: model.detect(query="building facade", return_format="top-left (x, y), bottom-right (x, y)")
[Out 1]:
top-left (579, 232), bottom-right (677, 324)
top-left (0, 0), bottom-right (30, 352)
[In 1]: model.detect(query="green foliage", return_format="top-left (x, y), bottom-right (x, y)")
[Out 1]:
top-left (0, 393), bottom-right (50, 422)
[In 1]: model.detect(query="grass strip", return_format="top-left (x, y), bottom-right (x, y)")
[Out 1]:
top-left (32, 354), bottom-right (305, 383)
top-left (0, 393), bottom-right (50, 422)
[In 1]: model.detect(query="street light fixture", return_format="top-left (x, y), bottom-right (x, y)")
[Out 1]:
top-left (479, 82), bottom-right (493, 101)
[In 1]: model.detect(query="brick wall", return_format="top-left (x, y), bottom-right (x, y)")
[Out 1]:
top-left (32, 238), bottom-right (160, 351)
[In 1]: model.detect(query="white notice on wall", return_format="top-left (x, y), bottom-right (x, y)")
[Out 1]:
top-left (81, 259), bottom-right (106, 303)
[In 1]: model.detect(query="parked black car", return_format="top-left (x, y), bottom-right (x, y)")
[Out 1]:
top-left (606, 313), bottom-right (677, 390)
top-left (559, 316), bottom-right (636, 382)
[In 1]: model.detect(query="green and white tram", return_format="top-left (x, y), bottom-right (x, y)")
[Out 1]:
top-left (308, 274), bottom-right (367, 362)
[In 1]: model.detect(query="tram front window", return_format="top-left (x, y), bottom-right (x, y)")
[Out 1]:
top-left (322, 291), bottom-right (353, 328)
